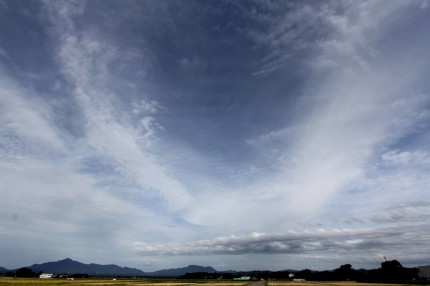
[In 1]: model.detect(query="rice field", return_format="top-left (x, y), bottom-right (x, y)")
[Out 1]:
top-left (0, 278), bottom-right (424, 286)
top-left (0, 278), bottom-right (251, 286)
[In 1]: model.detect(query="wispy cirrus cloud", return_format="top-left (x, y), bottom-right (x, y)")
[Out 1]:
top-left (237, 0), bottom-right (430, 219)
top-left (381, 150), bottom-right (430, 165)
top-left (0, 0), bottom-right (194, 268)
top-left (248, 0), bottom-right (429, 76)
top-left (43, 1), bottom-right (192, 212)
top-left (1, 0), bottom-right (430, 271)
top-left (0, 67), bottom-right (64, 153)
top-left (0, 65), bottom-right (174, 267)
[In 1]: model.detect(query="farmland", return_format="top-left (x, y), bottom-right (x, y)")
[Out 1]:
top-left (0, 278), bottom-right (250, 286)
top-left (0, 278), bottom-right (426, 286)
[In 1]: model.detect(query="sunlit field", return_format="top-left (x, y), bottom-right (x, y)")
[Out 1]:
top-left (0, 278), bottom-right (426, 286)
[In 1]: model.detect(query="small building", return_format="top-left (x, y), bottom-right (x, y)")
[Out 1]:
top-left (293, 278), bottom-right (305, 282)
top-left (39, 273), bottom-right (53, 279)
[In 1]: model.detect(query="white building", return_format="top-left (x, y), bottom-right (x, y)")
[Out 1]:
top-left (39, 273), bottom-right (53, 279)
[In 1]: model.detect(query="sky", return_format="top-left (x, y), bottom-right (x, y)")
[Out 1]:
top-left (1, 0), bottom-right (430, 272)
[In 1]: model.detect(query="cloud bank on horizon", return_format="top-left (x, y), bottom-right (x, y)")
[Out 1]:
top-left (1, 0), bottom-right (430, 271)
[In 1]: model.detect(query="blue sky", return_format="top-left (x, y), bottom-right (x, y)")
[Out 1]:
top-left (1, 0), bottom-right (430, 271)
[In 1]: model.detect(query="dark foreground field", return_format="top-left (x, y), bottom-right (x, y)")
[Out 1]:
top-left (0, 278), bottom-right (250, 286)
top-left (0, 279), bottom-right (426, 286)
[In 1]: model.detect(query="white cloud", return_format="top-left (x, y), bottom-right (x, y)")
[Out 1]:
top-left (0, 154), bottom-right (172, 264)
top-left (43, 1), bottom-right (192, 212)
top-left (2, 0), bottom-right (430, 270)
top-left (0, 46), bottom-right (7, 58)
top-left (248, 2), bottom-right (323, 76)
top-left (133, 98), bottom-right (160, 115)
top-left (235, 81), bottom-right (429, 227)
top-left (382, 150), bottom-right (430, 164)
top-left (371, 202), bottom-right (430, 223)
top-left (178, 56), bottom-right (206, 73)
top-left (237, 0), bottom-right (430, 221)
top-left (134, 225), bottom-right (430, 261)
top-left (0, 67), bottom-right (64, 151)
top-left (248, 1), bottom-right (429, 76)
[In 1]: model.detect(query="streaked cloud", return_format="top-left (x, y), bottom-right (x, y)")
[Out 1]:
top-left (371, 202), bottom-right (430, 223)
top-left (0, 68), bottom-right (64, 152)
top-left (42, 0), bottom-right (192, 212)
top-left (382, 150), bottom-right (430, 165)
top-left (134, 225), bottom-right (430, 266)
top-left (1, 0), bottom-right (429, 271)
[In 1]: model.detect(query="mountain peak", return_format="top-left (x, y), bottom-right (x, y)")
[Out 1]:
top-left (29, 258), bottom-right (144, 276)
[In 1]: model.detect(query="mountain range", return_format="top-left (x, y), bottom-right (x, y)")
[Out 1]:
top-left (146, 265), bottom-right (216, 277)
top-left (28, 258), bottom-right (144, 276)
top-left (0, 258), bottom-right (217, 277)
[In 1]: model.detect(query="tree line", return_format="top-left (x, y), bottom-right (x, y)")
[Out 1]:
top-left (180, 260), bottom-right (423, 282)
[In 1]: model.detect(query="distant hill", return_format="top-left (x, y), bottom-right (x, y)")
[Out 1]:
top-left (28, 258), bottom-right (145, 276)
top-left (0, 267), bottom-right (11, 274)
top-left (220, 269), bottom-right (238, 274)
top-left (146, 265), bottom-right (217, 277)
